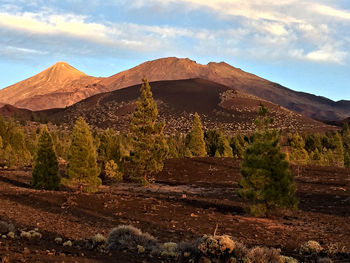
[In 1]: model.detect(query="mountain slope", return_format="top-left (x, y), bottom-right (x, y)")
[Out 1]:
top-left (0, 57), bottom-right (349, 121)
top-left (45, 79), bottom-right (331, 134)
top-left (100, 57), bottom-right (350, 121)
top-left (0, 62), bottom-right (104, 110)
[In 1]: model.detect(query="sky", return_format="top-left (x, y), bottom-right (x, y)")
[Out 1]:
top-left (0, 0), bottom-right (349, 101)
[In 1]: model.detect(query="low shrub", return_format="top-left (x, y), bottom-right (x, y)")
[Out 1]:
top-left (63, 240), bottom-right (73, 247)
top-left (246, 246), bottom-right (281, 263)
top-left (106, 225), bottom-right (157, 252)
top-left (300, 240), bottom-right (323, 255)
top-left (196, 235), bottom-right (235, 258)
top-left (0, 221), bottom-right (15, 235)
top-left (160, 242), bottom-right (179, 257)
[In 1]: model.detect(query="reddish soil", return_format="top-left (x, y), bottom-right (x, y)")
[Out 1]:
top-left (0, 158), bottom-right (350, 262)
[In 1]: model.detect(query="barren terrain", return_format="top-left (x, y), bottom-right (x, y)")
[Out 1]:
top-left (1, 58), bottom-right (349, 120)
top-left (0, 158), bottom-right (349, 262)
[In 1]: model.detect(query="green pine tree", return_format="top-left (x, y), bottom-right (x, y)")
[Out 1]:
top-left (31, 126), bottom-right (60, 190)
top-left (342, 123), bottom-right (350, 167)
top-left (98, 128), bottom-right (128, 178)
top-left (332, 132), bottom-right (344, 166)
top-left (205, 130), bottom-right (233, 157)
top-left (67, 117), bottom-right (101, 192)
top-left (239, 105), bottom-right (297, 216)
top-left (288, 133), bottom-right (309, 165)
top-left (344, 151), bottom-right (350, 168)
top-left (129, 78), bottom-right (169, 183)
top-left (186, 112), bottom-right (207, 157)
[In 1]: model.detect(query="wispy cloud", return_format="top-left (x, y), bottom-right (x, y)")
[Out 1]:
top-left (130, 0), bottom-right (350, 64)
top-left (0, 0), bottom-right (349, 65)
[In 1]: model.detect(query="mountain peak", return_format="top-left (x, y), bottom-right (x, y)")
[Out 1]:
top-left (0, 61), bottom-right (95, 109)
top-left (44, 62), bottom-right (86, 81)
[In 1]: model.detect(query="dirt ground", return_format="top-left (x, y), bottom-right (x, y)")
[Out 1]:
top-left (0, 157), bottom-right (349, 262)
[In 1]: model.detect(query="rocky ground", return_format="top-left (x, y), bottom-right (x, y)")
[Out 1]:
top-left (0, 157), bottom-right (349, 262)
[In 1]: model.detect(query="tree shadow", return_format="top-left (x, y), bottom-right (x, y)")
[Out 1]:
top-left (0, 174), bottom-right (31, 188)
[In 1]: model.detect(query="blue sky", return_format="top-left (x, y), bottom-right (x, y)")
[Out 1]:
top-left (0, 0), bottom-right (349, 101)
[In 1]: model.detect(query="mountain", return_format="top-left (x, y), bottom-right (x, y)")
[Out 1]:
top-left (16, 79), bottom-right (330, 134)
top-left (0, 62), bottom-right (104, 110)
top-left (1, 57), bottom-right (349, 121)
top-left (99, 57), bottom-right (350, 121)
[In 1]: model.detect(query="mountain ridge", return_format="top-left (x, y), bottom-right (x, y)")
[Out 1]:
top-left (0, 78), bottom-right (333, 134)
top-left (0, 57), bottom-right (349, 120)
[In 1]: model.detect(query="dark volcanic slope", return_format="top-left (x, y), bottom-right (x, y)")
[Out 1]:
top-left (45, 79), bottom-right (331, 134)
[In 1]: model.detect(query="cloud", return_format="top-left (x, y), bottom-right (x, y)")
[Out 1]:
top-left (0, 9), bottom-right (200, 57)
top-left (131, 0), bottom-right (350, 64)
top-left (305, 47), bottom-right (347, 64)
top-left (312, 4), bottom-right (350, 20)
top-left (0, 1), bottom-right (349, 65)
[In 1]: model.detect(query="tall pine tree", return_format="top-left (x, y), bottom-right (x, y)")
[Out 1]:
top-left (32, 126), bottom-right (60, 190)
top-left (67, 117), bottom-right (101, 192)
top-left (239, 105), bottom-right (297, 216)
top-left (129, 78), bottom-right (168, 183)
top-left (342, 123), bottom-right (350, 167)
top-left (205, 130), bottom-right (233, 157)
top-left (186, 112), bottom-right (207, 157)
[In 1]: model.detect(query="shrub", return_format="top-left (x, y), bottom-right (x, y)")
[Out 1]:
top-left (63, 240), bottom-right (73, 247)
top-left (105, 160), bottom-right (123, 182)
top-left (196, 235), bottom-right (235, 258)
top-left (20, 231), bottom-right (31, 239)
top-left (246, 246), bottom-right (281, 263)
top-left (137, 245), bottom-right (145, 253)
top-left (106, 225), bottom-right (157, 251)
top-left (92, 233), bottom-right (107, 245)
top-left (0, 220), bottom-right (15, 235)
top-left (55, 237), bottom-right (63, 244)
top-left (7, 232), bottom-right (15, 239)
top-left (177, 242), bottom-right (199, 262)
top-left (280, 255), bottom-right (298, 263)
top-left (160, 242), bottom-right (179, 257)
top-left (87, 233), bottom-right (107, 251)
top-left (317, 258), bottom-right (332, 263)
top-left (300, 240), bottom-right (323, 254)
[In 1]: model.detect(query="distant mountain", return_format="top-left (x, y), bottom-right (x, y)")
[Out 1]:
top-left (99, 57), bottom-right (350, 121)
top-left (0, 62), bottom-right (104, 110)
top-left (1, 79), bottom-right (330, 134)
top-left (0, 57), bottom-right (349, 121)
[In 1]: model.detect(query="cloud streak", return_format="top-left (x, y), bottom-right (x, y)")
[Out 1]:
top-left (0, 0), bottom-right (349, 65)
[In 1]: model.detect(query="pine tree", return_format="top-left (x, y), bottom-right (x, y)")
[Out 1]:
top-left (288, 133), bottom-right (309, 165)
top-left (342, 123), bottom-right (350, 167)
top-left (129, 78), bottom-right (168, 183)
top-left (0, 118), bottom-right (31, 168)
top-left (67, 117), bottom-right (101, 192)
top-left (186, 112), bottom-right (207, 157)
top-left (105, 159), bottom-right (123, 182)
top-left (31, 126), bottom-right (60, 190)
top-left (332, 132), bottom-right (344, 166)
top-left (239, 105), bottom-right (297, 216)
top-left (230, 134), bottom-right (245, 159)
top-left (344, 151), bottom-right (350, 168)
top-left (205, 130), bottom-right (233, 157)
top-left (98, 129), bottom-right (128, 177)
